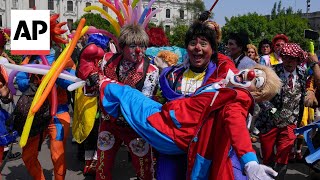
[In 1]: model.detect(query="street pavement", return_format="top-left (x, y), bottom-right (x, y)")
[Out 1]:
top-left (0, 94), bottom-right (313, 180)
top-left (0, 138), bottom-right (311, 180)
top-left (1, 134), bottom-right (136, 180)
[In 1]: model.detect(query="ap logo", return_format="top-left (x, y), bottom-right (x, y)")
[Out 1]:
top-left (11, 10), bottom-right (50, 55)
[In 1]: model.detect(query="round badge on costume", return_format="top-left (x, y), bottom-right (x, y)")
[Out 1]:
top-left (129, 138), bottom-right (149, 157)
top-left (97, 131), bottom-right (115, 151)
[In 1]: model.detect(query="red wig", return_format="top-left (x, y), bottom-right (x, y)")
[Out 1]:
top-left (147, 27), bottom-right (169, 47)
top-left (272, 34), bottom-right (289, 46)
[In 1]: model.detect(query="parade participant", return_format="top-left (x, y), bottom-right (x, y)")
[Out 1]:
top-left (0, 28), bottom-right (21, 163)
top-left (246, 44), bottom-right (259, 63)
top-left (258, 39), bottom-right (272, 56)
top-left (78, 24), bottom-right (159, 180)
top-left (79, 64), bottom-right (280, 180)
top-left (156, 19), bottom-right (237, 179)
top-left (226, 32), bottom-right (256, 70)
top-left (255, 43), bottom-right (307, 179)
top-left (80, 33), bottom-right (109, 176)
top-left (14, 14), bottom-right (75, 180)
top-left (0, 71), bottom-right (18, 176)
top-left (260, 34), bottom-right (289, 67)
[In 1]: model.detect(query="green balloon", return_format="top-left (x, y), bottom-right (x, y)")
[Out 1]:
top-left (132, 0), bottom-right (139, 8)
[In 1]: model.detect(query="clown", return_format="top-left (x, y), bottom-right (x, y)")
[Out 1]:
top-left (255, 43), bottom-right (310, 179)
top-left (78, 24), bottom-right (159, 180)
top-left (14, 14), bottom-right (76, 180)
top-left (80, 64), bottom-right (280, 180)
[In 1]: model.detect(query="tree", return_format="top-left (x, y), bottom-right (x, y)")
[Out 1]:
top-left (222, 13), bottom-right (269, 45)
top-left (168, 24), bottom-right (189, 48)
top-left (267, 13), bottom-right (310, 49)
top-left (271, 3), bottom-right (277, 20)
top-left (221, 2), bottom-right (311, 50)
top-left (186, 0), bottom-right (206, 20)
top-left (4, 49), bottom-right (22, 64)
top-left (73, 13), bottom-right (113, 33)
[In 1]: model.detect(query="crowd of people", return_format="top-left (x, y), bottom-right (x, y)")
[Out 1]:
top-left (0, 7), bottom-right (320, 180)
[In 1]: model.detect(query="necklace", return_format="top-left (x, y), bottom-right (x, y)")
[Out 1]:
top-left (182, 69), bottom-right (206, 95)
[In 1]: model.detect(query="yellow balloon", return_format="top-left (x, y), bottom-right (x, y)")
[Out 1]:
top-left (84, 6), bottom-right (121, 37)
top-left (19, 25), bottom-right (89, 147)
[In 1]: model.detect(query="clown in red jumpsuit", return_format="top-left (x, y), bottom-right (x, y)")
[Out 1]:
top-left (86, 75), bottom-right (278, 180)
top-left (78, 29), bottom-right (159, 179)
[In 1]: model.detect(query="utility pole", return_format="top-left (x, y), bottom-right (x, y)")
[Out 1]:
top-left (306, 0), bottom-right (310, 15)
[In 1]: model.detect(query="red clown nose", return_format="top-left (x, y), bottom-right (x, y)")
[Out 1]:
top-left (135, 48), bottom-right (141, 54)
top-left (247, 70), bottom-right (256, 81)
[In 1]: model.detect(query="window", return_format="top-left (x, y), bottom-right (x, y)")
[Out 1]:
top-left (166, 9), bottom-right (170, 18)
top-left (86, 2), bottom-right (91, 7)
top-left (86, 2), bottom-right (91, 12)
top-left (67, 19), bottom-right (74, 30)
top-left (180, 9), bottom-right (184, 19)
top-left (0, 15), bottom-right (2, 27)
top-left (48, 0), bottom-right (54, 10)
top-left (165, 25), bottom-right (170, 34)
top-left (103, 6), bottom-right (108, 12)
top-left (29, 0), bottom-right (35, 9)
top-left (152, 8), bottom-right (156, 17)
top-left (67, 1), bottom-right (73, 12)
top-left (12, 0), bottom-right (18, 9)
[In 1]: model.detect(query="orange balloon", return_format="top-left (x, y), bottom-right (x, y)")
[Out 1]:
top-left (123, 0), bottom-right (129, 5)
top-left (21, 55), bottom-right (31, 65)
top-left (123, 3), bottom-right (129, 16)
top-left (99, 0), bottom-right (125, 26)
top-left (32, 18), bottom-right (86, 113)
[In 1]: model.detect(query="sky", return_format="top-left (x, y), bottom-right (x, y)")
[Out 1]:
top-left (204, 0), bottom-right (320, 26)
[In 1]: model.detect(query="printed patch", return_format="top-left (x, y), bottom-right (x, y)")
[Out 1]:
top-left (97, 131), bottom-right (115, 151)
top-left (129, 138), bottom-right (149, 157)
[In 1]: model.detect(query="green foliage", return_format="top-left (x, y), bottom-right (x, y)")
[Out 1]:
top-left (73, 13), bottom-right (114, 34)
top-left (168, 24), bottom-right (189, 48)
top-left (222, 13), bottom-right (269, 45)
top-left (222, 2), bottom-right (311, 50)
top-left (186, 0), bottom-right (206, 20)
top-left (4, 49), bottom-right (23, 64)
top-left (148, 23), bottom-right (157, 28)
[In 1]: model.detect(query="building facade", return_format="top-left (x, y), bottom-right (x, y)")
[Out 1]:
top-left (302, 11), bottom-right (320, 32)
top-left (0, 0), bottom-right (195, 32)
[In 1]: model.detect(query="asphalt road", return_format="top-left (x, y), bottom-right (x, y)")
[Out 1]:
top-left (0, 94), bottom-right (313, 179)
top-left (0, 137), bottom-right (311, 180)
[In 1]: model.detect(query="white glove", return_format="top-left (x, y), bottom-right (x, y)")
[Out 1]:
top-left (244, 161), bottom-right (278, 180)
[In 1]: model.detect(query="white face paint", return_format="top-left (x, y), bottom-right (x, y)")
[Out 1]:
top-left (225, 69), bottom-right (266, 90)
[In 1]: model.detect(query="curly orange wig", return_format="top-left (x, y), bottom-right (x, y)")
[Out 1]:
top-left (157, 50), bottom-right (179, 66)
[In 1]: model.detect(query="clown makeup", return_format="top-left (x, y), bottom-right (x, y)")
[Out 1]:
top-left (227, 69), bottom-right (266, 91)
top-left (123, 43), bottom-right (146, 63)
top-left (187, 37), bottom-right (212, 69)
top-left (274, 39), bottom-right (286, 54)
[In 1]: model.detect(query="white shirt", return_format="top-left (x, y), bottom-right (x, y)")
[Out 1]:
top-left (284, 68), bottom-right (297, 88)
top-left (233, 54), bottom-right (256, 70)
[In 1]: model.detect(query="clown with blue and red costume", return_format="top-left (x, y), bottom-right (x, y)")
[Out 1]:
top-left (77, 63), bottom-right (280, 179)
